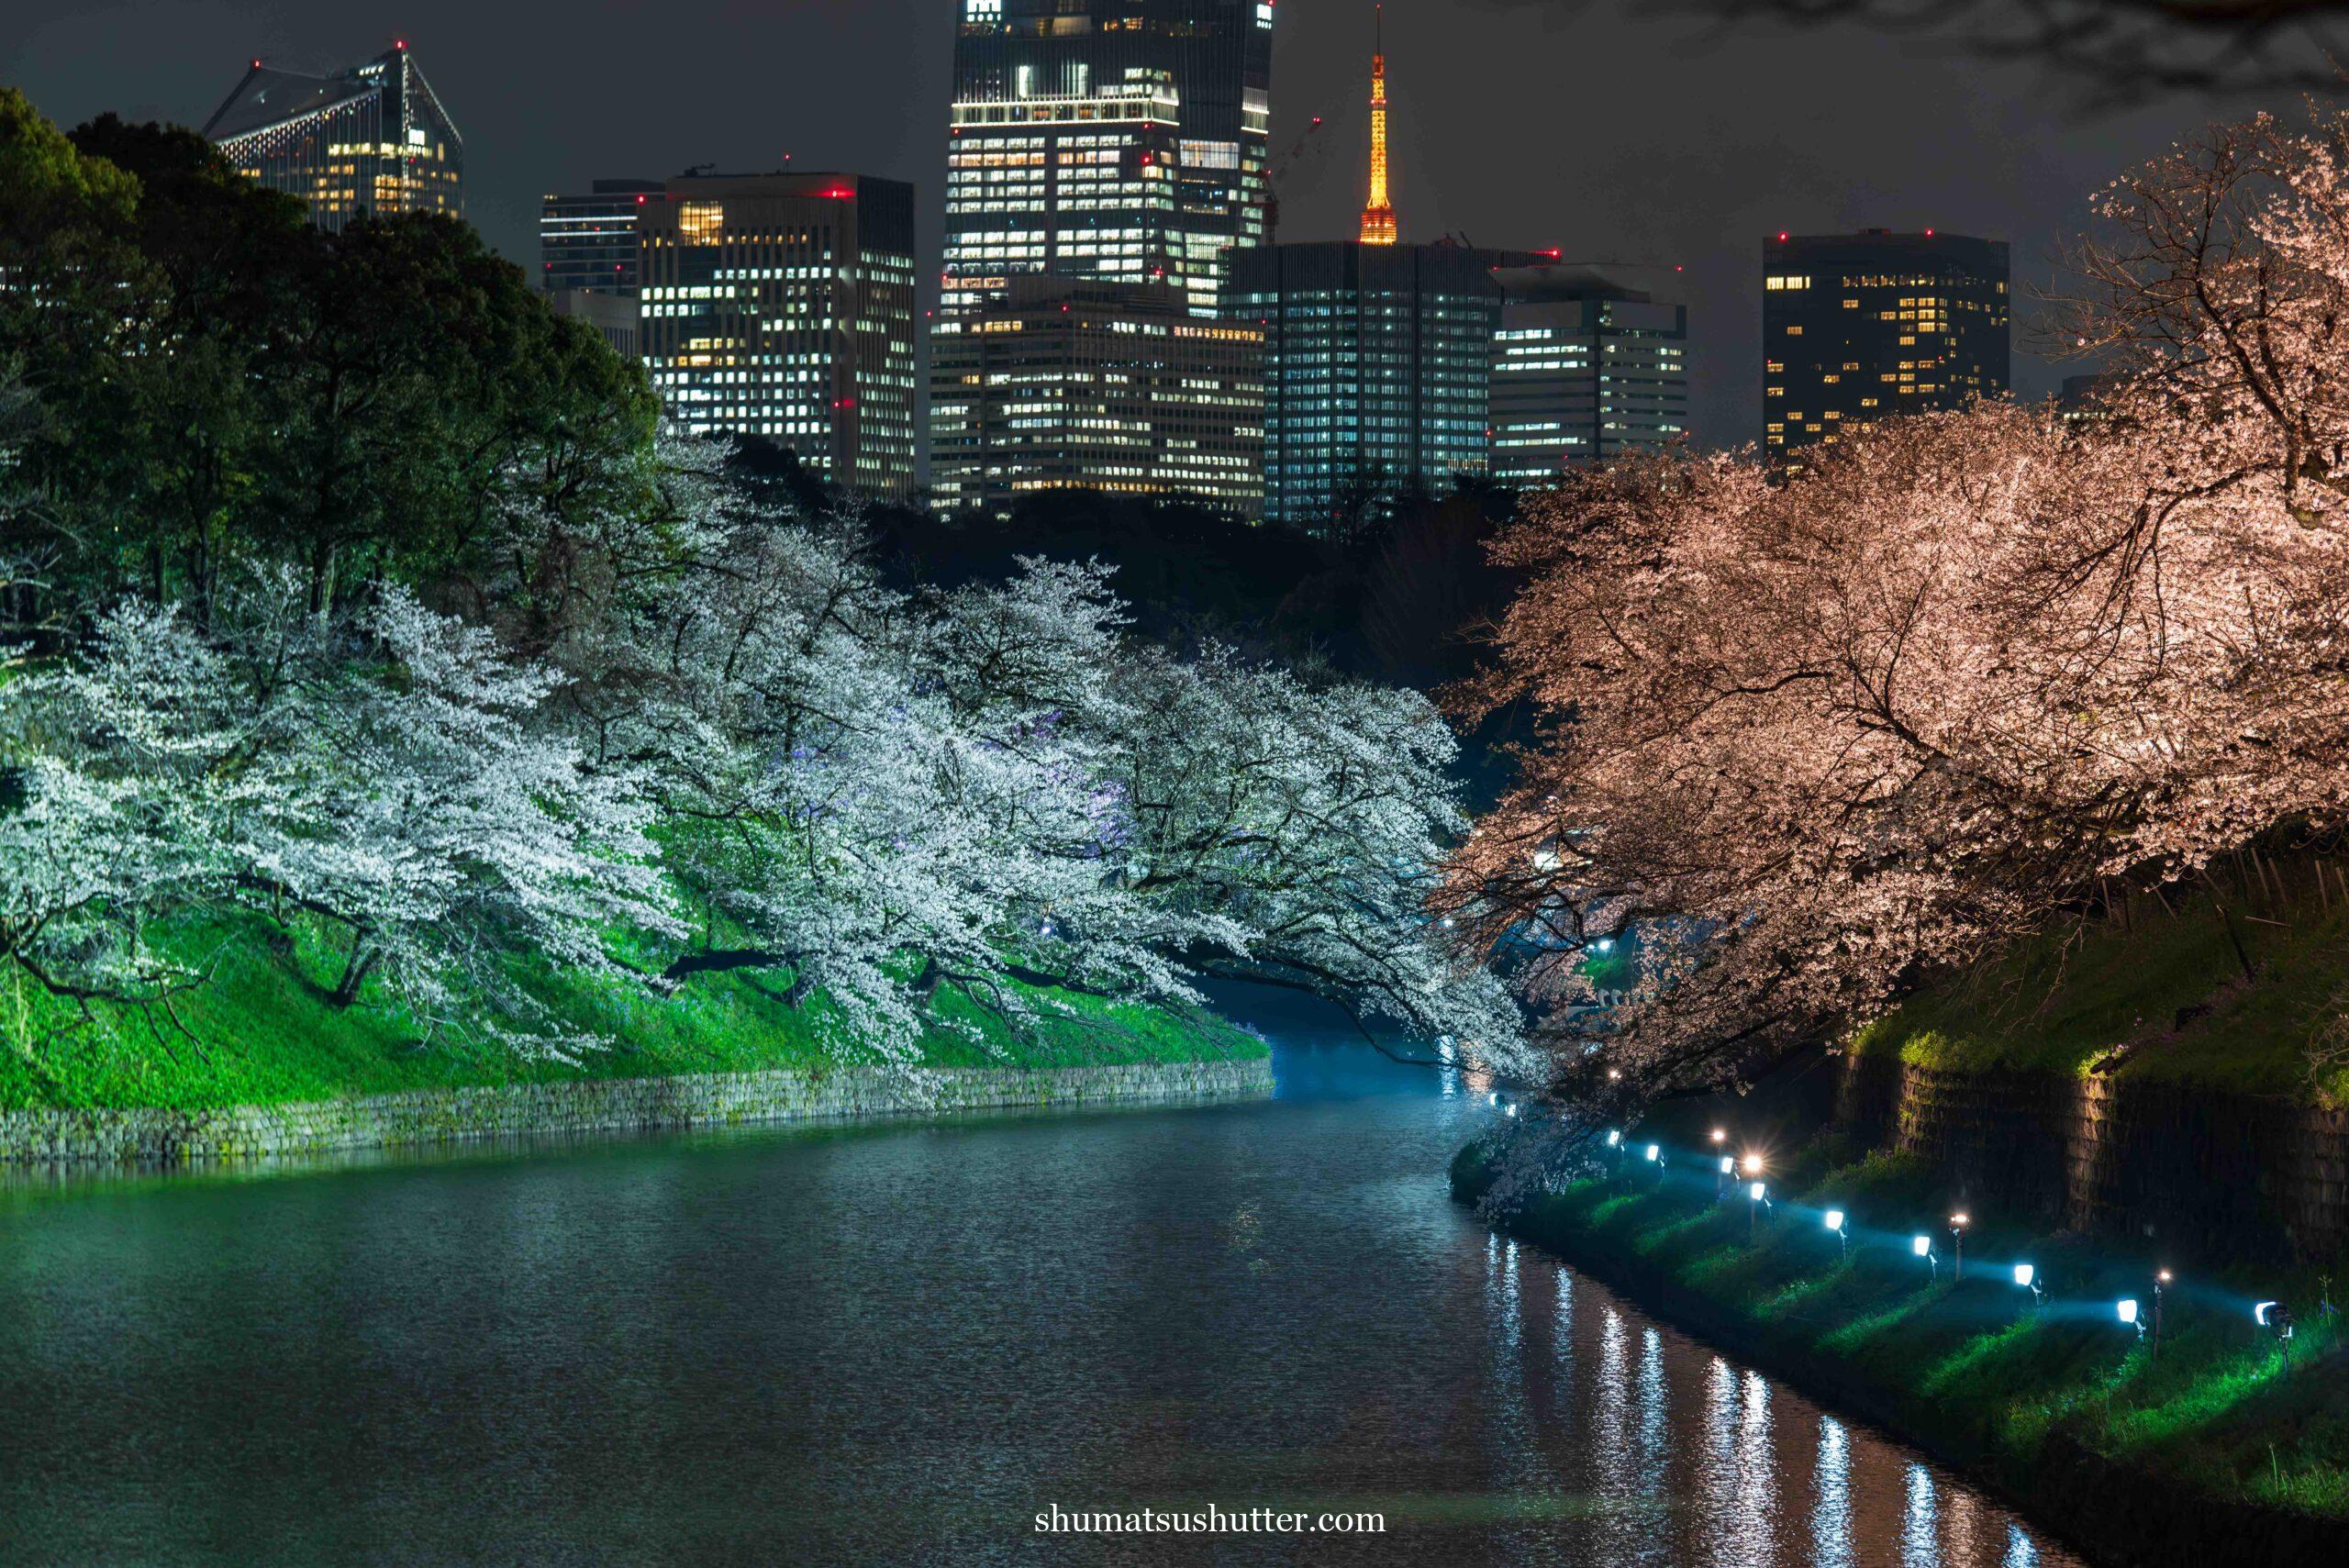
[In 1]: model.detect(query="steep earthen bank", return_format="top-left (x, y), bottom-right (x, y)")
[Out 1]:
top-left (0, 1057), bottom-right (1275, 1164)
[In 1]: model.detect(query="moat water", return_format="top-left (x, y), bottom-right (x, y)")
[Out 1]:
top-left (0, 992), bottom-right (2082, 1565)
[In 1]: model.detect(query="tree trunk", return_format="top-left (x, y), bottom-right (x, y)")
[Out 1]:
top-left (331, 938), bottom-right (380, 1007)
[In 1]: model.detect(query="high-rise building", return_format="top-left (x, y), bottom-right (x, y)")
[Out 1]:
top-left (637, 172), bottom-right (918, 497)
top-left (1357, 6), bottom-right (1396, 247)
top-left (540, 179), bottom-right (664, 295)
top-left (941, 1), bottom-right (1275, 319)
top-left (547, 290), bottom-right (642, 360)
top-left (1489, 266), bottom-right (1689, 483)
top-left (930, 276), bottom-right (1263, 517)
top-left (1230, 240), bottom-right (1542, 533)
top-left (1762, 228), bottom-right (2009, 473)
top-left (201, 43), bottom-right (461, 229)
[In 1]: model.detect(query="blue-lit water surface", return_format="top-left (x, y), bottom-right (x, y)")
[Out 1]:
top-left (0, 993), bottom-right (2083, 1565)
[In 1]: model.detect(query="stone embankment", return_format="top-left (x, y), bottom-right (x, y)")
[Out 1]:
top-left (0, 1057), bottom-right (1275, 1164)
top-left (1829, 1053), bottom-right (2349, 1262)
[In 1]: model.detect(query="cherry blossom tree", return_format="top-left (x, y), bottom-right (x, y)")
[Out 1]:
top-left (1448, 106), bottom-right (2349, 1101)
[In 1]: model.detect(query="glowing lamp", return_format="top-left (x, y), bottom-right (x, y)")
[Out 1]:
top-left (1643, 1144), bottom-right (1660, 1162)
top-left (1910, 1236), bottom-right (1932, 1257)
top-left (2117, 1298), bottom-right (2140, 1325)
top-left (2255, 1300), bottom-right (2281, 1328)
top-left (1749, 1182), bottom-right (1767, 1203)
top-left (1742, 1154), bottom-right (1764, 1176)
top-left (1719, 1156), bottom-right (1735, 1174)
top-left (1710, 1129), bottom-right (1727, 1145)
top-left (1823, 1209), bottom-right (1845, 1233)
top-left (1604, 1129), bottom-right (1621, 1148)
top-left (1506, 1103), bottom-right (1520, 1118)
top-left (2013, 1263), bottom-right (2035, 1289)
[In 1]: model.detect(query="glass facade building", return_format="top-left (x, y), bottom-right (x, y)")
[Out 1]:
top-left (941, 0), bottom-right (1274, 318)
top-left (1762, 228), bottom-right (2008, 473)
top-left (201, 44), bottom-right (461, 229)
top-left (1489, 266), bottom-right (1689, 483)
top-left (930, 276), bottom-right (1263, 517)
top-left (637, 172), bottom-right (919, 498)
top-left (540, 179), bottom-right (664, 295)
top-left (1230, 239), bottom-right (1539, 533)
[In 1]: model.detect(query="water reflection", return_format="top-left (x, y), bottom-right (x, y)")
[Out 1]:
top-left (1815, 1417), bottom-right (1854, 1568)
top-left (0, 1006), bottom-right (2087, 1567)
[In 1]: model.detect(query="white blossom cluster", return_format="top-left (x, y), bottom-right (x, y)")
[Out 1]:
top-left (1, 432), bottom-right (1527, 1073)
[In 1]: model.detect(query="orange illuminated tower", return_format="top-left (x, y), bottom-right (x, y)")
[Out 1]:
top-left (1358, 6), bottom-right (1397, 246)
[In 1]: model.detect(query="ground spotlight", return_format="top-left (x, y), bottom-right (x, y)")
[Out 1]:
top-left (1912, 1234), bottom-right (1938, 1283)
top-left (2117, 1297), bottom-right (2143, 1337)
top-left (2256, 1300), bottom-right (2296, 1368)
top-left (1824, 1208), bottom-right (1849, 1261)
top-left (2014, 1262), bottom-right (2044, 1307)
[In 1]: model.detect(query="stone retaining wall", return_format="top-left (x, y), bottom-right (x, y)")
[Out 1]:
top-left (1830, 1052), bottom-right (2349, 1262)
top-left (0, 1057), bottom-right (1276, 1165)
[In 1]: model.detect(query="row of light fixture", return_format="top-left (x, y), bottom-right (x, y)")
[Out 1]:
top-left (1568, 1118), bottom-right (2300, 1359)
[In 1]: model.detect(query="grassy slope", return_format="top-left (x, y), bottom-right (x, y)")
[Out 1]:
top-left (1456, 1137), bottom-right (2349, 1535)
top-left (0, 914), bottom-right (1264, 1113)
top-left (1854, 863), bottom-right (2349, 1103)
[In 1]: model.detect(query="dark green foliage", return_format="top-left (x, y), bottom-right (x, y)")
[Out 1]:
top-left (0, 101), bottom-right (658, 628)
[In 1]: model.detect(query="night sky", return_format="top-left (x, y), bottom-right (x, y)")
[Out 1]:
top-left (2, 0), bottom-right (2271, 445)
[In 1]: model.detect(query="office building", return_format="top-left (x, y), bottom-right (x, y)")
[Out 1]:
top-left (201, 43), bottom-right (461, 229)
top-left (1762, 228), bottom-right (2009, 473)
top-left (1230, 239), bottom-right (1542, 533)
top-left (930, 276), bottom-right (1263, 516)
top-left (548, 290), bottom-right (642, 359)
top-left (1489, 266), bottom-right (1689, 483)
top-left (540, 179), bottom-right (663, 295)
top-left (637, 172), bottom-right (918, 498)
top-left (941, 0), bottom-right (1274, 318)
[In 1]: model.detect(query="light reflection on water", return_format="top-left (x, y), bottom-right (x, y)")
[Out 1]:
top-left (0, 995), bottom-right (2087, 1566)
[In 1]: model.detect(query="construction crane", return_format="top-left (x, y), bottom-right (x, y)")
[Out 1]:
top-left (1258, 113), bottom-right (1334, 248)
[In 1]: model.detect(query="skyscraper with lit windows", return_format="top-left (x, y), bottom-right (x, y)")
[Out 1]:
top-left (930, 276), bottom-right (1263, 517)
top-left (1231, 239), bottom-right (1542, 534)
top-left (1762, 228), bottom-right (2008, 473)
top-left (637, 172), bottom-right (918, 498)
top-left (201, 43), bottom-right (461, 229)
top-left (941, 1), bottom-right (1275, 319)
top-left (540, 179), bottom-right (664, 295)
top-left (1489, 266), bottom-right (1689, 482)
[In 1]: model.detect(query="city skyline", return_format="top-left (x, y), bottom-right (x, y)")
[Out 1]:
top-left (2, 0), bottom-right (2270, 443)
